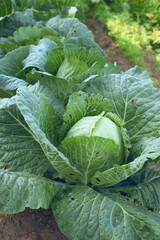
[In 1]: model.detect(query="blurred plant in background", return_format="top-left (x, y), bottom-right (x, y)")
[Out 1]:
top-left (86, 0), bottom-right (160, 70)
top-left (107, 13), bottom-right (149, 48)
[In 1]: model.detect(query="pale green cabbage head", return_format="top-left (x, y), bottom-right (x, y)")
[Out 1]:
top-left (64, 112), bottom-right (127, 173)
top-left (67, 112), bottom-right (123, 153)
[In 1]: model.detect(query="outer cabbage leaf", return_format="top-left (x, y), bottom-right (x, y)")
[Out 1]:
top-left (108, 166), bottom-right (160, 213)
top-left (22, 38), bottom-right (57, 72)
top-left (0, 169), bottom-right (61, 214)
top-left (0, 9), bottom-right (36, 37)
top-left (0, 75), bottom-right (27, 98)
top-left (0, 97), bottom-right (55, 176)
top-left (52, 184), bottom-right (160, 240)
top-left (0, 48), bottom-right (5, 59)
top-left (46, 16), bottom-right (106, 56)
top-left (26, 70), bottom-right (93, 103)
top-left (46, 15), bottom-right (93, 40)
top-left (85, 66), bottom-right (160, 144)
top-left (0, 45), bottom-right (29, 76)
top-left (64, 36), bottom-right (106, 56)
top-left (0, 37), bottom-right (17, 53)
top-left (0, 0), bottom-right (13, 18)
top-left (26, 62), bottom-right (120, 103)
top-left (28, 81), bottom-right (65, 118)
top-left (13, 22), bottom-right (59, 45)
top-left (91, 137), bottom-right (160, 187)
top-left (59, 136), bottom-right (119, 185)
top-left (16, 86), bottom-right (82, 182)
top-left (0, 23), bottom-right (60, 55)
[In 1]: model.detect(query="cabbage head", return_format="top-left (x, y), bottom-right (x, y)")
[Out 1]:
top-left (59, 95), bottom-right (130, 186)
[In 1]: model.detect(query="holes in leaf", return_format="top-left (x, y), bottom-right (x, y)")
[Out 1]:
top-left (69, 114), bottom-right (72, 119)
top-left (96, 178), bottom-right (100, 182)
top-left (119, 191), bottom-right (127, 197)
top-left (148, 207), bottom-right (154, 212)
top-left (4, 164), bottom-right (9, 170)
top-left (130, 99), bottom-right (135, 106)
top-left (53, 177), bottom-right (66, 183)
top-left (71, 198), bottom-right (75, 201)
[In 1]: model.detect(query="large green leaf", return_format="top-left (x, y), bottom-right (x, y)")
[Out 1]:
top-left (13, 22), bottom-right (59, 45)
top-left (26, 45), bottom-right (106, 103)
top-left (44, 46), bottom-right (64, 75)
top-left (0, 74), bottom-right (27, 98)
top-left (0, 97), bottom-right (55, 176)
top-left (46, 15), bottom-right (94, 40)
top-left (52, 185), bottom-right (160, 240)
top-left (85, 66), bottom-right (160, 144)
top-left (0, 45), bottom-right (29, 76)
top-left (0, 37), bottom-right (17, 53)
top-left (16, 86), bottom-right (82, 182)
top-left (59, 136), bottom-right (119, 185)
top-left (109, 166), bottom-right (160, 213)
top-left (0, 9), bottom-right (36, 37)
top-left (0, 169), bottom-right (61, 214)
top-left (0, 23), bottom-right (59, 55)
top-left (28, 81), bottom-right (65, 118)
top-left (26, 70), bottom-right (88, 103)
top-left (0, 48), bottom-right (5, 59)
top-left (22, 38), bottom-right (57, 72)
top-left (91, 137), bottom-right (160, 187)
top-left (64, 36), bottom-right (106, 56)
top-left (0, 0), bottom-right (12, 18)
top-left (45, 44), bottom-right (106, 76)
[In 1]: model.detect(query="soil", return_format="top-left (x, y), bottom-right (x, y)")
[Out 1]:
top-left (1, 16), bottom-right (160, 240)
top-left (0, 208), bottom-right (67, 240)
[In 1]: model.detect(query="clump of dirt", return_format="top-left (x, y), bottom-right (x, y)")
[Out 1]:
top-left (0, 208), bottom-right (67, 240)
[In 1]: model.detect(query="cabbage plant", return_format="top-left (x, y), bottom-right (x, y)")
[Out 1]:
top-left (1, 66), bottom-right (160, 239)
top-left (1, 1), bottom-right (160, 239)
